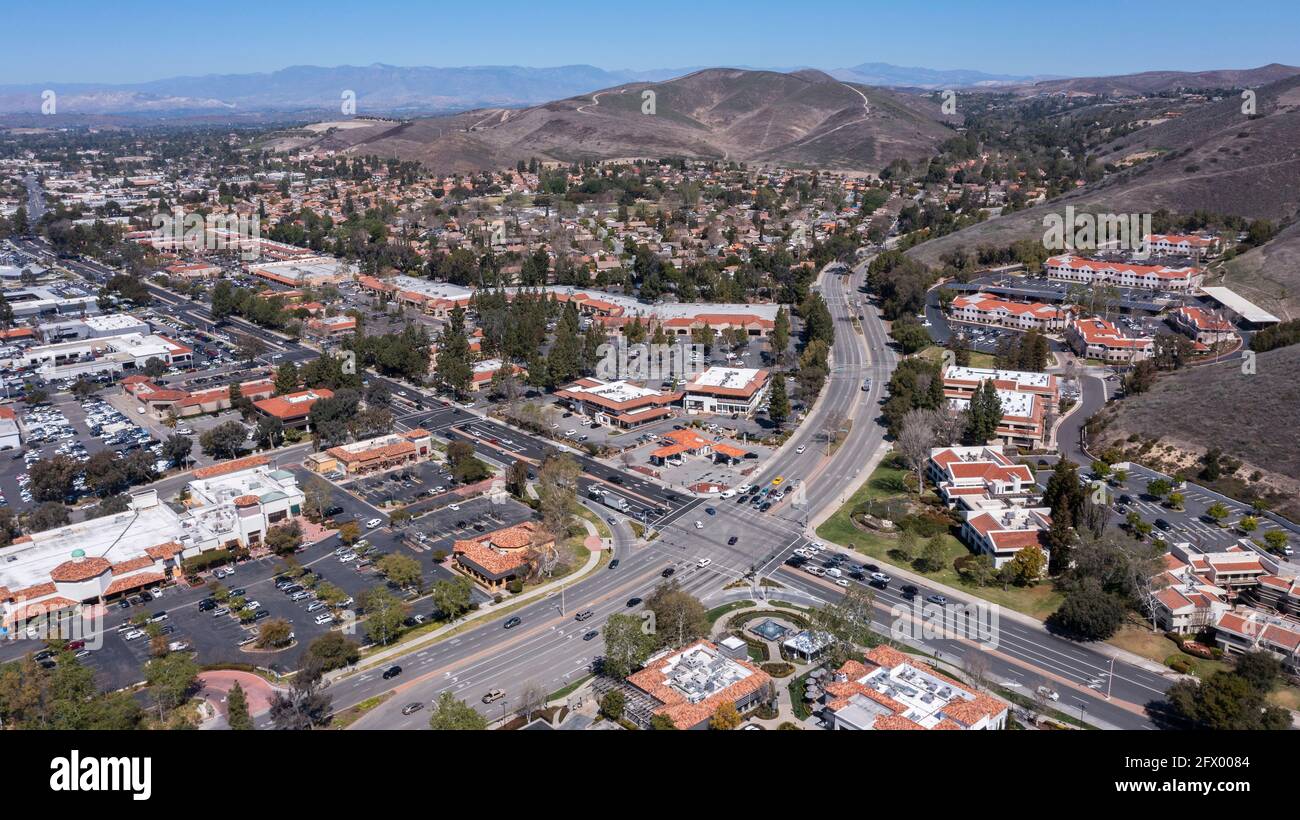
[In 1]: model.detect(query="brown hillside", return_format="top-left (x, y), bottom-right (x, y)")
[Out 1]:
top-left (1092, 345), bottom-right (1300, 520)
top-left (333, 68), bottom-right (957, 174)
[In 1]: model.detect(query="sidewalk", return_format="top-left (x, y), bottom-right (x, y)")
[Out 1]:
top-left (813, 529), bottom-right (1177, 679)
top-left (327, 524), bottom-right (607, 681)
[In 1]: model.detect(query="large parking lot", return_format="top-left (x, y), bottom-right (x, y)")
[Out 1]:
top-left (0, 393), bottom-right (164, 511)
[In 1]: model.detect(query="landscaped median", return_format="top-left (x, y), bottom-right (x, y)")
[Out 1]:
top-left (327, 532), bottom-right (607, 681)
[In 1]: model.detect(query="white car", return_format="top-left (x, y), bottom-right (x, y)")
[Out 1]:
top-left (338, 553), bottom-right (358, 563)
top-left (365, 518), bottom-right (383, 529)
top-left (694, 520), bottom-right (704, 529)
top-left (796, 445), bottom-right (807, 454)
top-left (314, 613), bottom-right (335, 625)
top-left (810, 542), bottom-right (825, 551)
top-left (1037, 686), bottom-right (1060, 702)
top-left (836, 578), bottom-right (850, 587)
top-left (448, 503), bottom-right (460, 511)
top-left (123, 630), bottom-right (146, 641)
top-left (697, 558), bottom-right (712, 568)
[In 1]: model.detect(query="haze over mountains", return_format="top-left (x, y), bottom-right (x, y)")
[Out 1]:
top-left (4, 60), bottom-right (1295, 118)
top-left (0, 61), bottom-right (1044, 117)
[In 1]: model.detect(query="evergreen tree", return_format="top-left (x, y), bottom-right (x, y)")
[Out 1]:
top-left (226, 681), bottom-right (253, 730)
top-left (768, 375), bottom-right (790, 429)
top-left (435, 306), bottom-right (473, 398)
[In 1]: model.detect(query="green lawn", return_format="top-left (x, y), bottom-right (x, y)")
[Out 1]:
top-left (705, 600), bottom-right (755, 623)
top-left (917, 344), bottom-right (996, 369)
top-left (815, 456), bottom-right (1064, 620)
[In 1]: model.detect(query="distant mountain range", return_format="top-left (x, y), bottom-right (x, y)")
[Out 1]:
top-left (0, 61), bottom-right (1054, 117)
top-left (0, 64), bottom-right (706, 117)
top-left (830, 62), bottom-right (1062, 89)
top-left (5, 61), bottom-right (1298, 119)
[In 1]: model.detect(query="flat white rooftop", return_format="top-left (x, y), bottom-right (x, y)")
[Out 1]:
top-left (954, 387), bottom-right (1037, 419)
top-left (0, 503), bottom-right (184, 591)
top-left (387, 275), bottom-right (474, 301)
top-left (690, 367), bottom-right (763, 389)
top-left (946, 365), bottom-right (1053, 390)
top-left (1200, 286), bottom-right (1281, 324)
top-left (566, 379), bottom-right (664, 403)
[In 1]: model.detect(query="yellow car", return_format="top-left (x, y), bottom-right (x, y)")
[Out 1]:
top-left (771, 476), bottom-right (785, 486)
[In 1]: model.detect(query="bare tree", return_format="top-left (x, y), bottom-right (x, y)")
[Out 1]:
top-left (897, 408), bottom-right (942, 497)
top-left (517, 680), bottom-right (547, 721)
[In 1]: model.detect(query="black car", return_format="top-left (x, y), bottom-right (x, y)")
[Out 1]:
top-left (324, 505), bottom-right (344, 517)
top-left (1155, 518), bottom-right (1172, 530)
top-left (626, 597), bottom-right (642, 607)
top-left (253, 610), bottom-right (271, 621)
top-left (138, 591), bottom-right (153, 603)
top-left (582, 630), bottom-right (599, 641)
top-left (608, 475), bottom-right (623, 484)
top-left (727, 536), bottom-right (738, 545)
top-left (759, 502), bottom-right (772, 512)
top-left (230, 588), bottom-right (246, 597)
top-left (661, 567), bottom-right (676, 578)
top-left (608, 559), bottom-right (620, 569)
top-left (117, 599), bottom-right (131, 610)
top-left (901, 585), bottom-right (919, 599)
top-left (382, 665), bottom-right (402, 680)
top-left (504, 616), bottom-right (522, 629)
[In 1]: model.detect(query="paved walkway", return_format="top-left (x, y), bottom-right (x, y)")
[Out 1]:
top-left (197, 670), bottom-right (284, 728)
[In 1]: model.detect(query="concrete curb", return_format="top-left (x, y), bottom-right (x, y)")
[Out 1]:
top-left (327, 538), bottom-right (606, 680)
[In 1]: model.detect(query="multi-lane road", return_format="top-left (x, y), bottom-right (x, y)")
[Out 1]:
top-left (23, 240), bottom-right (1186, 728)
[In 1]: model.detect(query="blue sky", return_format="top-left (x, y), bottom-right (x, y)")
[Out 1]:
top-left (6, 0), bottom-right (1300, 84)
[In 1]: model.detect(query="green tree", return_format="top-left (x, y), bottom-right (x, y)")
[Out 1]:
top-left (767, 375), bottom-right (790, 429)
top-left (430, 576), bottom-right (474, 620)
top-left (376, 553), bottom-right (424, 593)
top-left (644, 581), bottom-right (709, 649)
top-left (1047, 583), bottom-right (1125, 641)
top-left (305, 632), bottom-right (360, 672)
top-left (435, 306), bottom-right (474, 398)
top-left (360, 587), bottom-right (408, 645)
top-left (428, 691), bottom-right (488, 730)
top-left (599, 688), bottom-right (626, 721)
top-left (602, 613), bottom-right (655, 679)
top-left (226, 681), bottom-right (253, 730)
top-left (200, 421), bottom-right (247, 460)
